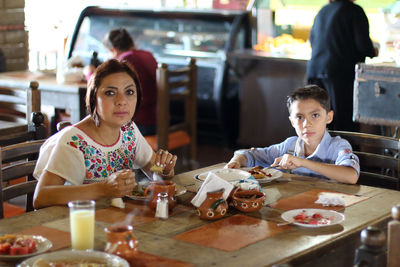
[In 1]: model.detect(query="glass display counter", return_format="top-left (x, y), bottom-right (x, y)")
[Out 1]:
top-left (65, 6), bottom-right (253, 145)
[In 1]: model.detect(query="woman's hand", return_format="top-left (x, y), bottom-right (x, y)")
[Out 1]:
top-left (102, 169), bottom-right (136, 197)
top-left (154, 149), bottom-right (177, 177)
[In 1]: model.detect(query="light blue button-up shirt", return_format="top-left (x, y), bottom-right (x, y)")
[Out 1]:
top-left (240, 131), bottom-right (360, 180)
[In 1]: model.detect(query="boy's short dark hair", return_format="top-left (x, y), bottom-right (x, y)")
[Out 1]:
top-left (287, 85), bottom-right (331, 114)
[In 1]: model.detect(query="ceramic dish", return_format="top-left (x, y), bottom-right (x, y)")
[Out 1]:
top-left (281, 209), bottom-right (345, 228)
top-left (195, 168), bottom-right (251, 182)
top-left (18, 249), bottom-right (129, 267)
top-left (125, 183), bottom-right (187, 201)
top-left (0, 235), bottom-right (52, 261)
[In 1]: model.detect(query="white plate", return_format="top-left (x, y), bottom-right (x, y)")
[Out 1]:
top-left (242, 167), bottom-right (283, 183)
top-left (281, 209), bottom-right (345, 228)
top-left (195, 168), bottom-right (251, 182)
top-left (0, 235), bottom-right (52, 261)
top-left (18, 249), bottom-right (129, 267)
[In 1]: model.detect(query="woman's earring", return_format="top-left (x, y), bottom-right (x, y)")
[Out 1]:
top-left (93, 107), bottom-right (100, 127)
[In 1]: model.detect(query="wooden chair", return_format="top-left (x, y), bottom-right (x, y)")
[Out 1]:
top-left (145, 58), bottom-right (198, 170)
top-left (0, 81), bottom-right (47, 146)
top-left (329, 130), bottom-right (400, 190)
top-left (0, 81), bottom-right (40, 124)
top-left (0, 112), bottom-right (47, 146)
top-left (0, 139), bottom-right (45, 218)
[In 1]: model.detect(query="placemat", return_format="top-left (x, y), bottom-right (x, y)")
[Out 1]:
top-left (131, 251), bottom-right (193, 267)
top-left (96, 202), bottom-right (191, 226)
top-left (16, 225), bottom-right (71, 251)
top-left (270, 188), bottom-right (370, 211)
top-left (173, 214), bottom-right (290, 252)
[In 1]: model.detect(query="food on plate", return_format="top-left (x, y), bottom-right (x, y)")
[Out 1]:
top-left (150, 164), bottom-right (163, 173)
top-left (293, 210), bottom-right (331, 225)
top-left (248, 166), bottom-right (272, 179)
top-left (0, 234), bottom-right (37, 255)
top-left (32, 257), bottom-right (108, 267)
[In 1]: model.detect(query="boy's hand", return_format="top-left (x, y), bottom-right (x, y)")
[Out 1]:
top-left (225, 160), bottom-right (241, 169)
top-left (224, 155), bottom-right (246, 169)
top-left (272, 154), bottom-right (303, 170)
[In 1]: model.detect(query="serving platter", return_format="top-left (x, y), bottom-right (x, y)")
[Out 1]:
top-left (0, 235), bottom-right (52, 261)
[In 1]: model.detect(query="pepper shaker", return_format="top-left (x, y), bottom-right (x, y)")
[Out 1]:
top-left (155, 192), bottom-right (169, 220)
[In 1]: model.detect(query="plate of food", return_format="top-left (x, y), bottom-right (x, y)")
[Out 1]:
top-left (0, 234), bottom-right (52, 261)
top-left (281, 209), bottom-right (345, 228)
top-left (195, 168), bottom-right (251, 182)
top-left (18, 249), bottom-right (129, 267)
top-left (243, 166), bottom-right (283, 182)
top-left (125, 182), bottom-right (187, 201)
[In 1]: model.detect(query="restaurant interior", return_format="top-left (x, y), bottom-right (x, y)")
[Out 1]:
top-left (1, 0), bottom-right (400, 266)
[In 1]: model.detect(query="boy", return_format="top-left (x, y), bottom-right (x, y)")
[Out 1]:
top-left (226, 85), bottom-right (359, 184)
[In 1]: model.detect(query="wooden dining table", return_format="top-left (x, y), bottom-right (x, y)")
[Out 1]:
top-left (0, 163), bottom-right (399, 267)
top-left (0, 71), bottom-right (87, 124)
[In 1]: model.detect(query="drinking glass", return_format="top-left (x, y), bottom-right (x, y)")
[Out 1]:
top-left (68, 200), bottom-right (95, 250)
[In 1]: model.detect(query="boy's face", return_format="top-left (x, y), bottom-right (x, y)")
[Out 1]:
top-left (289, 98), bottom-right (333, 146)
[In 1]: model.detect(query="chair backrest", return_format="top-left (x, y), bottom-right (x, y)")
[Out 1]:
top-left (329, 130), bottom-right (400, 190)
top-left (0, 139), bottom-right (45, 219)
top-left (145, 58), bottom-right (198, 167)
top-left (0, 112), bottom-right (47, 146)
top-left (0, 81), bottom-right (41, 124)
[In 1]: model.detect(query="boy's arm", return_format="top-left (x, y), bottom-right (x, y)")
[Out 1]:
top-left (274, 154), bottom-right (358, 184)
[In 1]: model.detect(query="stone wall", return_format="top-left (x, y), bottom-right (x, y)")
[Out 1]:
top-left (0, 0), bottom-right (28, 71)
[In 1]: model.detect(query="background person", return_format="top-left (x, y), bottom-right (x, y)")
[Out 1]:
top-left (33, 59), bottom-right (177, 209)
top-left (86, 28), bottom-right (158, 135)
top-left (307, 0), bottom-right (377, 132)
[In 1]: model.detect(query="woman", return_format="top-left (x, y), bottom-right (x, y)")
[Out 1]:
top-left (307, 0), bottom-right (377, 132)
top-left (33, 59), bottom-right (177, 209)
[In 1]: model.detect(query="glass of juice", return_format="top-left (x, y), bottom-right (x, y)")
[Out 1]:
top-left (68, 200), bottom-right (95, 250)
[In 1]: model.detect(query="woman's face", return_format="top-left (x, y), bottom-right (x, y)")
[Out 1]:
top-left (95, 72), bottom-right (137, 128)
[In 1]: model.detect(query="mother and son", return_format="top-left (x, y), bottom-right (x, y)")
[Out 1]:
top-left (32, 59), bottom-right (359, 209)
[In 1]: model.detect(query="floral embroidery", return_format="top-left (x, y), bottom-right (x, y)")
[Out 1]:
top-left (66, 122), bottom-right (138, 183)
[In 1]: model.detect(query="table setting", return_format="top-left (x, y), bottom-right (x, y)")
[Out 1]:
top-left (0, 163), bottom-right (399, 266)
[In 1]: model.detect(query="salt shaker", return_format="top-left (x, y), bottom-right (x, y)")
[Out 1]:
top-left (155, 192), bottom-right (169, 219)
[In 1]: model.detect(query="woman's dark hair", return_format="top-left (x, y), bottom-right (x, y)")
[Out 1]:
top-left (287, 85), bottom-right (331, 114)
top-left (86, 59), bottom-right (142, 126)
top-left (103, 28), bottom-right (134, 51)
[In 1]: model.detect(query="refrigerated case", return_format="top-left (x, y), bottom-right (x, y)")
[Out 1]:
top-left (65, 6), bottom-right (253, 145)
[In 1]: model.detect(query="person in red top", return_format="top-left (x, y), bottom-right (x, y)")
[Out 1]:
top-left (87, 28), bottom-right (157, 135)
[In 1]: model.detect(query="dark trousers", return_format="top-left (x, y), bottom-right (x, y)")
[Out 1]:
top-left (308, 76), bottom-right (359, 132)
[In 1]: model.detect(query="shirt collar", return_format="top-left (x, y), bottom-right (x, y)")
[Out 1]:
top-left (294, 130), bottom-right (331, 158)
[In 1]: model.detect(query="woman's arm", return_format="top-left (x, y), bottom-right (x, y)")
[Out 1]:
top-left (33, 169), bottom-right (136, 209)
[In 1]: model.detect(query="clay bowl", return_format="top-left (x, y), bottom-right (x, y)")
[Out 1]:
top-left (232, 189), bottom-right (266, 213)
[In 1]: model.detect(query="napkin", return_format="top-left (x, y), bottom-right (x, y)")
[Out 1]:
top-left (315, 192), bottom-right (346, 207)
top-left (191, 172), bottom-right (234, 208)
top-left (111, 197), bottom-right (125, 209)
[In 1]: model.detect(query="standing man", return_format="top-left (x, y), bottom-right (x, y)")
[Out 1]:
top-left (307, 0), bottom-right (377, 131)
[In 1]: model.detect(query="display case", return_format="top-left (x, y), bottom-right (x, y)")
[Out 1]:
top-left (65, 6), bottom-right (253, 145)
